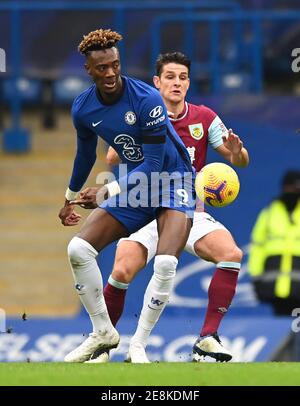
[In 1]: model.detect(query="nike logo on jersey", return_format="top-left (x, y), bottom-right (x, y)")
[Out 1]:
top-left (92, 120), bottom-right (103, 127)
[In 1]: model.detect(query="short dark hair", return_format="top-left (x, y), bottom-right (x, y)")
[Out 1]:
top-left (78, 28), bottom-right (123, 56)
top-left (155, 52), bottom-right (191, 76)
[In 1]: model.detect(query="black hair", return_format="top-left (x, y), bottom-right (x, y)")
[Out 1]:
top-left (155, 52), bottom-right (191, 76)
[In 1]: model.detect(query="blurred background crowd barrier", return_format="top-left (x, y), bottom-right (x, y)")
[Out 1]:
top-left (1, 0), bottom-right (300, 362)
top-left (1, 0), bottom-right (300, 150)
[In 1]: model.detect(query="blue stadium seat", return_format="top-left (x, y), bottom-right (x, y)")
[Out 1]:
top-left (2, 78), bottom-right (42, 103)
top-left (220, 72), bottom-right (252, 93)
top-left (53, 77), bottom-right (92, 105)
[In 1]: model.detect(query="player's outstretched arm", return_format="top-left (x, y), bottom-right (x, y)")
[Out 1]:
top-left (59, 117), bottom-right (99, 225)
top-left (217, 129), bottom-right (249, 167)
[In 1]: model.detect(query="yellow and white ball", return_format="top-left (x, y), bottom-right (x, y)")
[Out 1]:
top-left (195, 162), bottom-right (240, 207)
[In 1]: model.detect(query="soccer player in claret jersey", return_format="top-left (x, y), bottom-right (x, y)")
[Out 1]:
top-left (58, 32), bottom-right (195, 363)
top-left (98, 52), bottom-right (249, 363)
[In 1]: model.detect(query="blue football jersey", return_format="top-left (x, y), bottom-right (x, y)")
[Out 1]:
top-left (69, 76), bottom-right (193, 192)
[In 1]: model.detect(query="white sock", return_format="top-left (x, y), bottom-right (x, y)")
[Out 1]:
top-left (131, 255), bottom-right (178, 348)
top-left (68, 236), bottom-right (114, 334)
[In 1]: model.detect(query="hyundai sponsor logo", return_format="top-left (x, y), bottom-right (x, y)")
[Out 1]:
top-left (146, 115), bottom-right (165, 127)
top-left (149, 105), bottom-right (163, 118)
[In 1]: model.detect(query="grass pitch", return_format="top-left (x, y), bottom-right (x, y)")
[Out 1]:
top-left (0, 362), bottom-right (300, 386)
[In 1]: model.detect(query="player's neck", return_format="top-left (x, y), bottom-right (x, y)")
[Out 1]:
top-left (165, 100), bottom-right (186, 119)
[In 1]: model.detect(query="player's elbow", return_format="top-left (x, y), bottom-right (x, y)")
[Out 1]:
top-left (106, 147), bottom-right (120, 166)
top-left (106, 154), bottom-right (118, 166)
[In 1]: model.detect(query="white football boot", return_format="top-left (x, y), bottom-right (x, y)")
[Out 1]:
top-left (85, 350), bottom-right (110, 364)
top-left (125, 342), bottom-right (151, 364)
top-left (192, 333), bottom-right (232, 362)
top-left (192, 352), bottom-right (206, 362)
top-left (64, 328), bottom-right (119, 363)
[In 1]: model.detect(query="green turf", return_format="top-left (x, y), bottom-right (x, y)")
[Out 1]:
top-left (0, 362), bottom-right (300, 386)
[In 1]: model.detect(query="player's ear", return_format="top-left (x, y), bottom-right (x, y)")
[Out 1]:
top-left (153, 75), bottom-right (160, 89)
top-left (85, 62), bottom-right (92, 76)
top-left (186, 77), bottom-right (190, 91)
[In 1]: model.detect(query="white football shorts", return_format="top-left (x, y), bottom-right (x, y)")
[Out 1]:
top-left (118, 211), bottom-right (227, 263)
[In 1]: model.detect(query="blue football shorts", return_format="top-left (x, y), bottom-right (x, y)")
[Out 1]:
top-left (101, 171), bottom-right (195, 234)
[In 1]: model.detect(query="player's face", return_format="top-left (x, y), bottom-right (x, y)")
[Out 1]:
top-left (154, 63), bottom-right (190, 104)
top-left (85, 47), bottom-right (122, 97)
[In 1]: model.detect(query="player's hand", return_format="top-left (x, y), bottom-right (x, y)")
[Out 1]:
top-left (70, 187), bottom-right (100, 209)
top-left (222, 129), bottom-right (243, 155)
top-left (58, 204), bottom-right (82, 226)
top-left (95, 185), bottom-right (109, 206)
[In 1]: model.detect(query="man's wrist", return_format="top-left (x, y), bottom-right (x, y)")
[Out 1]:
top-left (106, 181), bottom-right (121, 197)
top-left (65, 187), bottom-right (78, 201)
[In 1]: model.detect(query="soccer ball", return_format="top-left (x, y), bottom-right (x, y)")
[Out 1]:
top-left (195, 162), bottom-right (240, 207)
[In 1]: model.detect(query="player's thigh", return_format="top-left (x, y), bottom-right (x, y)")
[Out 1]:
top-left (156, 208), bottom-right (192, 257)
top-left (77, 208), bottom-right (128, 252)
top-left (194, 229), bottom-right (242, 263)
top-left (117, 220), bottom-right (158, 264)
top-left (112, 241), bottom-right (148, 283)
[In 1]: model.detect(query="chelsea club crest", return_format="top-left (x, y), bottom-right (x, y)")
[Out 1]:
top-left (125, 111), bottom-right (136, 125)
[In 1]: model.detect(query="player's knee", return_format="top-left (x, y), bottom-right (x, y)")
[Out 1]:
top-left (219, 245), bottom-right (243, 264)
top-left (112, 260), bottom-right (138, 284)
top-left (229, 246), bottom-right (243, 263)
top-left (67, 236), bottom-right (97, 265)
top-left (154, 255), bottom-right (178, 279)
top-left (235, 246), bottom-right (243, 262)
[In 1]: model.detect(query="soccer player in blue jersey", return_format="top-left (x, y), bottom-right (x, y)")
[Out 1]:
top-left (58, 29), bottom-right (195, 362)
